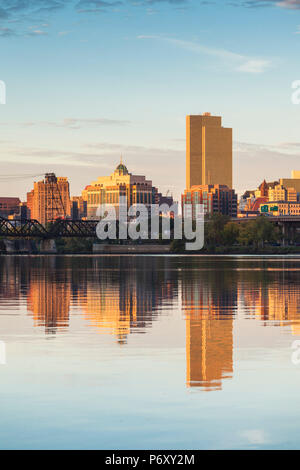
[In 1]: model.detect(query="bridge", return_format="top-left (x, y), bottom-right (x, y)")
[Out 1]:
top-left (1, 215), bottom-right (300, 241)
top-left (0, 218), bottom-right (99, 239)
top-left (232, 215), bottom-right (300, 224)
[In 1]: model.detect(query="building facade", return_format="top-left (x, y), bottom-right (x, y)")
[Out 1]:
top-left (0, 197), bottom-right (21, 218)
top-left (239, 176), bottom-right (300, 217)
top-left (268, 184), bottom-right (297, 203)
top-left (27, 173), bottom-right (71, 225)
top-left (71, 196), bottom-right (87, 220)
top-left (83, 161), bottom-right (159, 219)
top-left (182, 184), bottom-right (237, 218)
top-left (186, 113), bottom-right (232, 190)
top-left (280, 170), bottom-right (300, 195)
top-left (260, 201), bottom-right (300, 216)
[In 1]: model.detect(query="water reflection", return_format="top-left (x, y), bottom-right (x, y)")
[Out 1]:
top-left (78, 257), bottom-right (178, 344)
top-left (0, 256), bottom-right (299, 392)
top-left (182, 270), bottom-right (236, 390)
top-left (27, 269), bottom-right (71, 334)
top-left (242, 277), bottom-right (300, 333)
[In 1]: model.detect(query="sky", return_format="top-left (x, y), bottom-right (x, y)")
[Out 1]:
top-left (0, 0), bottom-right (300, 201)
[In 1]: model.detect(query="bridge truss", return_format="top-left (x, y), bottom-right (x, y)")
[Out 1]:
top-left (0, 218), bottom-right (99, 238)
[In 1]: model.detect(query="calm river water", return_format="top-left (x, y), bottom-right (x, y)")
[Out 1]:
top-left (0, 255), bottom-right (299, 449)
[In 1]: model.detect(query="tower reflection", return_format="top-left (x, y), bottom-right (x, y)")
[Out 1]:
top-left (182, 269), bottom-right (236, 391)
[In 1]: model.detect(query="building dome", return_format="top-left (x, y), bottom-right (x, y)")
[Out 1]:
top-left (115, 158), bottom-right (129, 175)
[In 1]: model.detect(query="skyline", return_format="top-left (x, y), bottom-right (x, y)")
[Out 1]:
top-left (0, 1), bottom-right (300, 200)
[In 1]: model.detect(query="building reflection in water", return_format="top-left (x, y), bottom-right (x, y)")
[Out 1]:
top-left (1, 256), bottom-right (300, 390)
top-left (182, 269), bottom-right (236, 391)
top-left (239, 268), bottom-right (300, 334)
top-left (79, 257), bottom-right (178, 344)
top-left (26, 258), bottom-right (71, 334)
top-left (9, 256), bottom-right (178, 342)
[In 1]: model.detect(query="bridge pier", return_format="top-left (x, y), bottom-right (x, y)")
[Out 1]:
top-left (280, 223), bottom-right (286, 246)
top-left (39, 239), bottom-right (57, 254)
top-left (3, 239), bottom-right (16, 253)
top-left (2, 239), bottom-right (38, 253)
top-left (280, 223), bottom-right (298, 246)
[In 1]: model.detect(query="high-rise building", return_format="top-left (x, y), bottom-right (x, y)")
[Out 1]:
top-left (182, 184), bottom-right (237, 218)
top-left (71, 196), bottom-right (87, 220)
top-left (186, 113), bottom-right (232, 189)
top-left (27, 173), bottom-right (71, 225)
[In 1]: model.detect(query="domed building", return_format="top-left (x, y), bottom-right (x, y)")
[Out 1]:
top-left (82, 158), bottom-right (155, 219)
top-left (114, 159), bottom-right (129, 176)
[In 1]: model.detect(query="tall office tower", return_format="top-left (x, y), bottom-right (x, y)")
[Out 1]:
top-left (280, 170), bottom-right (300, 195)
top-left (186, 113), bottom-right (232, 189)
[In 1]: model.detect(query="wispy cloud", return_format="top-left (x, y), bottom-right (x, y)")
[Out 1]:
top-left (0, 118), bottom-right (131, 129)
top-left (0, 27), bottom-right (16, 37)
top-left (234, 0), bottom-right (300, 9)
top-left (233, 140), bottom-right (300, 193)
top-left (28, 29), bottom-right (48, 35)
top-left (276, 0), bottom-right (300, 7)
top-left (0, 137), bottom-right (184, 199)
top-left (137, 0), bottom-right (188, 4)
top-left (58, 30), bottom-right (72, 35)
top-left (137, 35), bottom-right (273, 73)
top-left (0, 0), bottom-right (214, 37)
top-left (76, 0), bottom-right (123, 14)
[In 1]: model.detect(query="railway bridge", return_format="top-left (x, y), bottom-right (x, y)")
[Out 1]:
top-left (1, 215), bottom-right (300, 245)
top-left (0, 218), bottom-right (99, 239)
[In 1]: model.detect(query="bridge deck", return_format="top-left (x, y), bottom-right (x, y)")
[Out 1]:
top-left (0, 218), bottom-right (99, 238)
top-left (1, 216), bottom-right (300, 238)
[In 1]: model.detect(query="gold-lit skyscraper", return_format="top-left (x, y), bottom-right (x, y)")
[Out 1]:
top-left (186, 113), bottom-right (232, 189)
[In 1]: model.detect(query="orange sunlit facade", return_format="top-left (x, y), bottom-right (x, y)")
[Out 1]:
top-left (186, 113), bottom-right (232, 190)
top-left (27, 173), bottom-right (71, 225)
top-left (83, 161), bottom-right (153, 219)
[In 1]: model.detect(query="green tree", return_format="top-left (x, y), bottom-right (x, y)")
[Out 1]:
top-left (170, 239), bottom-right (185, 253)
top-left (238, 216), bottom-right (277, 248)
top-left (205, 213), bottom-right (230, 246)
top-left (237, 222), bottom-right (253, 246)
top-left (223, 221), bottom-right (239, 246)
top-left (253, 216), bottom-right (277, 247)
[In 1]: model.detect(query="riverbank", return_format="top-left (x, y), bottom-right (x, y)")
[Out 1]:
top-left (1, 245), bottom-right (300, 255)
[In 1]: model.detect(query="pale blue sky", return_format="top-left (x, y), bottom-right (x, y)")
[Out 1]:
top-left (0, 0), bottom-right (300, 200)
